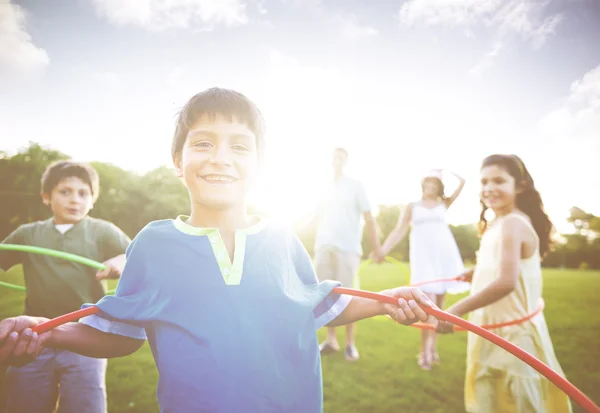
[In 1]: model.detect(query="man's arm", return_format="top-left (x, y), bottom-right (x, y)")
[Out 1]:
top-left (363, 211), bottom-right (381, 256)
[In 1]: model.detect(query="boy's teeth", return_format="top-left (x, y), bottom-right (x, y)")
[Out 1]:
top-left (204, 175), bottom-right (234, 182)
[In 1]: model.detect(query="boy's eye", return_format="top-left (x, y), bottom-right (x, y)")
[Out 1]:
top-left (193, 141), bottom-right (212, 148)
top-left (232, 144), bottom-right (250, 152)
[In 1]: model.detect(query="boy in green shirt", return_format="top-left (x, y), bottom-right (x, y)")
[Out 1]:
top-left (0, 160), bottom-right (131, 413)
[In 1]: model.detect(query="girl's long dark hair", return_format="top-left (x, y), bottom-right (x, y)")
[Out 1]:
top-left (478, 154), bottom-right (554, 257)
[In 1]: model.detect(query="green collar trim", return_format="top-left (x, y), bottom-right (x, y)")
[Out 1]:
top-left (171, 215), bottom-right (266, 285)
top-left (172, 215), bottom-right (266, 236)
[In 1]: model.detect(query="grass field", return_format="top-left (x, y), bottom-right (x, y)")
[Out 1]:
top-left (1, 263), bottom-right (599, 412)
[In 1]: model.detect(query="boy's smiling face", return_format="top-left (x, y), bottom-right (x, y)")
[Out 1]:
top-left (175, 113), bottom-right (259, 210)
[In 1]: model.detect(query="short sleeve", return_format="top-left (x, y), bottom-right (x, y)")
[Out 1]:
top-left (290, 233), bottom-right (351, 329)
top-left (0, 225), bottom-right (28, 271)
top-left (80, 229), bottom-right (159, 339)
top-left (101, 222), bottom-right (131, 261)
top-left (355, 181), bottom-right (371, 214)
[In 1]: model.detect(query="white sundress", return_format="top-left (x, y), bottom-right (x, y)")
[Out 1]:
top-left (409, 201), bottom-right (470, 295)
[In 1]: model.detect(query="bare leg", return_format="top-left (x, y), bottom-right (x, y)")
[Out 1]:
top-left (345, 322), bottom-right (359, 361)
top-left (319, 327), bottom-right (340, 355)
top-left (327, 327), bottom-right (338, 346)
top-left (346, 323), bottom-right (355, 346)
top-left (418, 292), bottom-right (437, 370)
top-left (418, 329), bottom-right (432, 371)
top-left (431, 293), bottom-right (446, 364)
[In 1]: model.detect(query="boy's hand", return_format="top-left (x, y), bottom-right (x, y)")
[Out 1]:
top-left (0, 316), bottom-right (51, 366)
top-left (96, 254), bottom-right (126, 280)
top-left (379, 287), bottom-right (435, 325)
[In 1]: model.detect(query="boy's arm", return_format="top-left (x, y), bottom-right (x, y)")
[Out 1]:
top-left (326, 286), bottom-right (434, 327)
top-left (96, 222), bottom-right (132, 280)
top-left (0, 316), bottom-right (144, 365)
top-left (96, 254), bottom-right (126, 280)
top-left (0, 226), bottom-right (27, 271)
top-left (288, 232), bottom-right (435, 329)
top-left (51, 322), bottom-right (144, 358)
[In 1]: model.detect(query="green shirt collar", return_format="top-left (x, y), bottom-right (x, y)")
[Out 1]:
top-left (172, 215), bottom-right (267, 236)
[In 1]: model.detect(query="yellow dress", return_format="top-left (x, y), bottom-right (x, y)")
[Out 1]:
top-left (465, 213), bottom-right (573, 413)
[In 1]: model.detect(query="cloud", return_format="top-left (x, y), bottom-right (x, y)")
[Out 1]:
top-left (397, 0), bottom-right (562, 75)
top-left (539, 64), bottom-right (600, 149)
top-left (91, 0), bottom-right (248, 31)
top-left (0, 0), bottom-right (49, 75)
top-left (468, 40), bottom-right (503, 77)
top-left (335, 15), bottom-right (378, 39)
top-left (166, 65), bottom-right (188, 85)
top-left (536, 64), bottom-right (600, 216)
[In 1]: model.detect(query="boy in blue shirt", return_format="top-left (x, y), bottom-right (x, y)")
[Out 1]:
top-left (0, 87), bottom-right (435, 413)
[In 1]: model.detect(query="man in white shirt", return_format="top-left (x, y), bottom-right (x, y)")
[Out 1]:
top-left (314, 147), bottom-right (382, 361)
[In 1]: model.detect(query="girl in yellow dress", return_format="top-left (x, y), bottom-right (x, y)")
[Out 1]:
top-left (436, 154), bottom-right (572, 413)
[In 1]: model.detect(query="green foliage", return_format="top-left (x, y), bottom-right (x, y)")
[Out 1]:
top-left (0, 143), bottom-right (189, 240)
top-left (1, 142), bottom-right (599, 269)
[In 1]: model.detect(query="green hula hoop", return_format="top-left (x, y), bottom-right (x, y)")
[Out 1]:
top-left (0, 244), bottom-right (117, 294)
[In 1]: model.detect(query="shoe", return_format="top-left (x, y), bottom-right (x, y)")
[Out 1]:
top-left (345, 345), bottom-right (359, 361)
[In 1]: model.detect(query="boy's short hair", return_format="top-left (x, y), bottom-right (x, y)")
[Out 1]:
top-left (171, 87), bottom-right (266, 160)
top-left (41, 160), bottom-right (100, 202)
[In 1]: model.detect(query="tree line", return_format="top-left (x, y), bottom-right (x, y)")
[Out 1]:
top-left (1, 143), bottom-right (598, 269)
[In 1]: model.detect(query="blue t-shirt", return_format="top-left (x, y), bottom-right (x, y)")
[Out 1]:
top-left (80, 216), bottom-right (351, 413)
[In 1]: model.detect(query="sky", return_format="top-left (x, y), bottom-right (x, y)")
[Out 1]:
top-left (1, 0), bottom-right (599, 231)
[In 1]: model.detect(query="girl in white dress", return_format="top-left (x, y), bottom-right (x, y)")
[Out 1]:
top-left (377, 169), bottom-right (469, 370)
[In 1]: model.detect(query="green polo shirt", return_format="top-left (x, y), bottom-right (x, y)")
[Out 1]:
top-left (0, 216), bottom-right (131, 319)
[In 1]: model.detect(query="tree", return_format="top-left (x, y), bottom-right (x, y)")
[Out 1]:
top-left (0, 143), bottom-right (69, 237)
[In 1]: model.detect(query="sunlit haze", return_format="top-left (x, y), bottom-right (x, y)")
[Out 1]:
top-left (2, 0), bottom-right (599, 233)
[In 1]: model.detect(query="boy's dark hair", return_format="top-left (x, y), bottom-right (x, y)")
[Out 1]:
top-left (478, 154), bottom-right (554, 257)
top-left (41, 160), bottom-right (100, 202)
top-left (171, 87), bottom-right (266, 160)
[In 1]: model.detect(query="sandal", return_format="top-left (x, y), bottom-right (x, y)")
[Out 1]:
top-left (319, 341), bottom-right (339, 355)
top-left (432, 352), bottom-right (440, 365)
